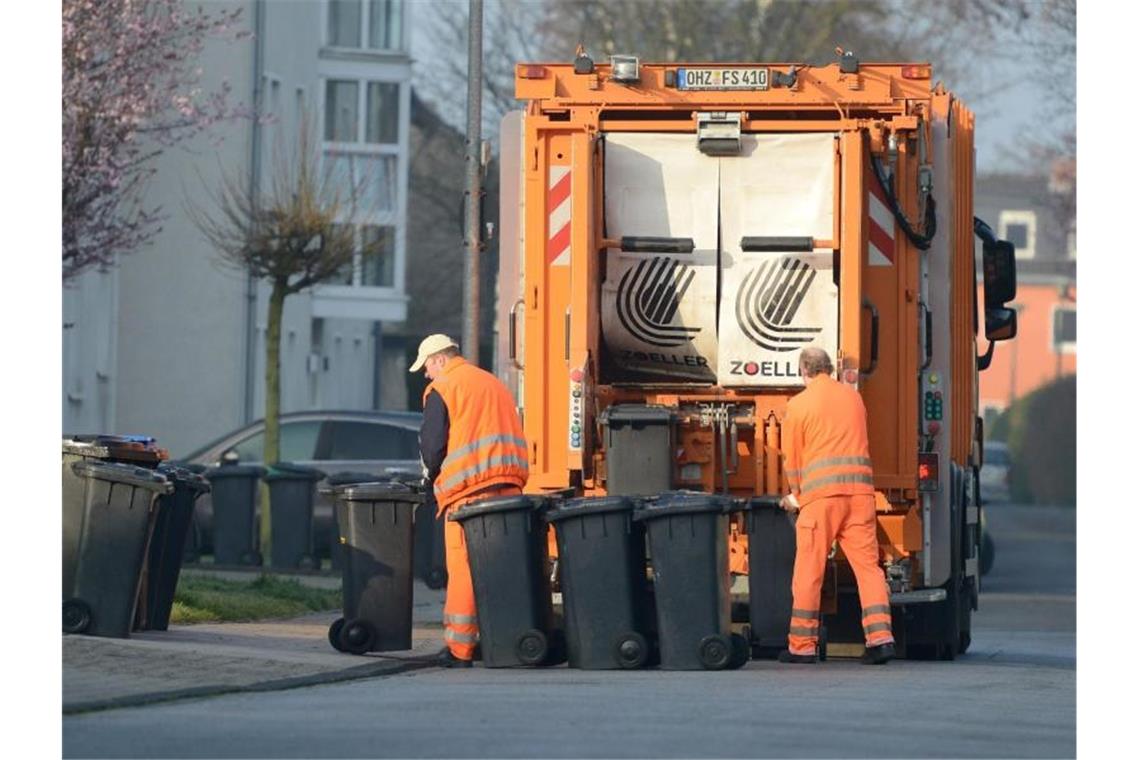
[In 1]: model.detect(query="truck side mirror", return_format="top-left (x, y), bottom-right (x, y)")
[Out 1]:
top-left (983, 239), bottom-right (1017, 307)
top-left (985, 306), bottom-right (1017, 342)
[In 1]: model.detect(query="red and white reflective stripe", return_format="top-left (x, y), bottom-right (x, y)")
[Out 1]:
top-left (867, 168), bottom-right (895, 267)
top-left (547, 166), bottom-right (571, 267)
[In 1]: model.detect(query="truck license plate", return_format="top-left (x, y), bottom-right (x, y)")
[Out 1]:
top-left (677, 67), bottom-right (769, 90)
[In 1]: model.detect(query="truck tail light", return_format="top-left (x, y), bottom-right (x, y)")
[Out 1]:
top-left (901, 65), bottom-right (931, 80)
top-left (519, 65), bottom-right (547, 79)
top-left (918, 452), bottom-right (939, 492)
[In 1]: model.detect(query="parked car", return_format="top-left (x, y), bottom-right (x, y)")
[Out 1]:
top-left (181, 410), bottom-right (423, 558)
top-left (980, 441), bottom-right (1012, 504)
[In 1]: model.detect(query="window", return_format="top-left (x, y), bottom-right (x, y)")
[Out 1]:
top-left (324, 80), bottom-right (359, 142)
top-left (1052, 305), bottom-right (1076, 354)
top-left (999, 210), bottom-right (1037, 260)
top-left (327, 0), bottom-right (403, 51)
top-left (361, 225), bottom-right (396, 286)
top-left (229, 421), bottom-right (323, 464)
top-left (325, 421), bottom-right (420, 460)
top-left (366, 82), bottom-right (399, 144)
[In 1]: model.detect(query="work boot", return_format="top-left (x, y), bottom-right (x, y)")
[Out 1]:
top-left (436, 649), bottom-right (473, 668)
top-left (861, 642), bottom-right (895, 665)
top-left (777, 650), bottom-right (818, 664)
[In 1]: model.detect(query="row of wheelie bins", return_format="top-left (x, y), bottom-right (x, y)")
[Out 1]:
top-left (320, 480), bottom-right (784, 671)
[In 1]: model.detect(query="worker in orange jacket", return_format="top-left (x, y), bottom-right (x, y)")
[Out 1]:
top-left (412, 334), bottom-right (529, 668)
top-left (778, 347), bottom-right (895, 665)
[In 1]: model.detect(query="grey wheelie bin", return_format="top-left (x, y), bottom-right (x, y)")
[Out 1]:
top-left (742, 496), bottom-right (798, 659)
top-left (450, 495), bottom-right (564, 668)
top-left (263, 462), bottom-right (325, 570)
top-left (205, 464), bottom-right (266, 566)
top-left (323, 472), bottom-right (381, 571)
top-left (325, 482), bottom-right (421, 654)
top-left (547, 496), bottom-right (656, 669)
top-left (63, 461), bottom-right (172, 638)
top-left (634, 493), bottom-right (749, 670)
top-left (134, 465), bottom-right (211, 631)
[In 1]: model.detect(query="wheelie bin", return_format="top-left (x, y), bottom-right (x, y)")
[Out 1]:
top-left (205, 464), bottom-right (266, 566)
top-left (634, 492), bottom-right (749, 670)
top-left (415, 490), bottom-right (448, 590)
top-left (63, 461), bottom-right (172, 638)
top-left (547, 496), bottom-right (656, 669)
top-left (326, 482), bottom-right (421, 654)
top-left (134, 465), bottom-right (211, 631)
top-left (450, 494), bottom-right (564, 668)
top-left (323, 471), bottom-right (381, 571)
top-left (263, 462), bottom-right (325, 570)
top-left (742, 496), bottom-right (798, 659)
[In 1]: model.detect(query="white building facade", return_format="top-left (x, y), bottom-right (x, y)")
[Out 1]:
top-left (62, 0), bottom-right (414, 456)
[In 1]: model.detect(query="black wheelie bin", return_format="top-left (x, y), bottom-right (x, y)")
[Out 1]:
top-left (326, 482), bottom-right (421, 655)
top-left (323, 471), bottom-right (381, 571)
top-left (63, 461), bottom-right (172, 637)
top-left (547, 496), bottom-right (656, 669)
top-left (205, 464), bottom-right (266, 566)
top-left (742, 496), bottom-right (799, 659)
top-left (634, 492), bottom-right (749, 670)
top-left (450, 494), bottom-right (564, 667)
top-left (134, 465), bottom-right (211, 631)
top-left (263, 462), bottom-right (326, 570)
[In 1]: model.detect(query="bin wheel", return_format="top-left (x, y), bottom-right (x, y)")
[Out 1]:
top-left (425, 567), bottom-right (448, 590)
top-left (729, 633), bottom-right (750, 669)
top-left (328, 618), bottom-right (347, 652)
top-left (63, 599), bottom-right (92, 634)
top-left (297, 555), bottom-right (319, 571)
top-left (515, 629), bottom-right (548, 666)
top-left (698, 634), bottom-right (732, 671)
top-left (239, 550), bottom-right (263, 567)
top-left (339, 618), bottom-right (376, 655)
top-left (613, 632), bottom-right (649, 669)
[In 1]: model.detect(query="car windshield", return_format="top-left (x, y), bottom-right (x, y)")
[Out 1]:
top-left (985, 444), bottom-right (1010, 466)
top-left (325, 420), bottom-right (420, 460)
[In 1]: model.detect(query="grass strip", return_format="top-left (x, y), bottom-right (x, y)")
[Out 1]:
top-left (170, 574), bottom-right (341, 625)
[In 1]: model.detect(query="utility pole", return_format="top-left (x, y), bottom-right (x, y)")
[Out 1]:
top-left (462, 0), bottom-right (484, 365)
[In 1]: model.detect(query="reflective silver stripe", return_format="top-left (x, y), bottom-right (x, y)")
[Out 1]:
top-left (788, 626), bottom-right (819, 637)
top-left (863, 622), bottom-right (893, 635)
top-left (791, 609), bottom-right (820, 621)
top-left (444, 628), bottom-right (479, 644)
top-left (862, 604), bottom-right (891, 617)
top-left (437, 455), bottom-right (529, 492)
top-left (441, 434), bottom-right (529, 470)
top-left (800, 472), bottom-right (875, 495)
top-left (802, 455), bottom-right (873, 478)
top-left (785, 468), bottom-right (801, 479)
top-left (444, 613), bottom-right (478, 625)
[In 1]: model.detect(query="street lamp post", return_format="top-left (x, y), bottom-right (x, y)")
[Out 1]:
top-left (463, 0), bottom-right (484, 364)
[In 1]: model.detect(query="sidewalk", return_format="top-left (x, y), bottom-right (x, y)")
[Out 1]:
top-left (63, 573), bottom-right (448, 715)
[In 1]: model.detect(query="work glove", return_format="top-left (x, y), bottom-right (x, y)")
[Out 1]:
top-left (779, 493), bottom-right (801, 514)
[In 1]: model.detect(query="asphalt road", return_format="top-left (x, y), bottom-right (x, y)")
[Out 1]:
top-left (63, 503), bottom-right (1075, 759)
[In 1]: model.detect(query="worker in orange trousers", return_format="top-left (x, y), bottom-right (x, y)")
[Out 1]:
top-left (413, 334), bottom-right (529, 668)
top-left (779, 347), bottom-right (895, 665)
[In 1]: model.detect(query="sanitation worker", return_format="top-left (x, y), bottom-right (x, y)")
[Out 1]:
top-left (412, 334), bottom-right (529, 668)
top-left (778, 347), bottom-right (895, 665)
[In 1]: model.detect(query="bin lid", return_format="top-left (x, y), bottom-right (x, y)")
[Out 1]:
top-left (62, 437), bottom-right (168, 464)
top-left (156, 464), bottom-right (211, 494)
top-left (448, 494), bottom-right (548, 522)
top-left (263, 462), bottom-right (326, 482)
top-left (325, 470), bottom-right (383, 487)
top-left (632, 491), bottom-right (732, 521)
top-left (598, 404), bottom-right (675, 426)
top-left (71, 460), bottom-right (173, 494)
top-left (339, 482), bottom-right (423, 504)
top-left (546, 495), bottom-right (636, 523)
top-left (204, 463), bottom-right (267, 480)
top-left (736, 495), bottom-right (783, 512)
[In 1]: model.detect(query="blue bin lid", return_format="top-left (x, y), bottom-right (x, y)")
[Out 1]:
top-left (71, 460), bottom-right (173, 494)
top-left (546, 495), bottom-right (636, 523)
top-left (448, 494), bottom-right (548, 522)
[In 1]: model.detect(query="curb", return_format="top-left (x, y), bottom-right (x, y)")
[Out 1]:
top-left (64, 655), bottom-right (439, 716)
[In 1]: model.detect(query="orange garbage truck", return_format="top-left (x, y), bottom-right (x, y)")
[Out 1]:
top-left (496, 51), bottom-right (1018, 659)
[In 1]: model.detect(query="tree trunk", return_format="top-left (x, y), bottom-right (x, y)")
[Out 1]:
top-left (260, 280), bottom-right (288, 560)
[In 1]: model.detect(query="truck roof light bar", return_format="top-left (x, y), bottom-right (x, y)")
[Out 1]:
top-left (740, 236), bottom-right (814, 252)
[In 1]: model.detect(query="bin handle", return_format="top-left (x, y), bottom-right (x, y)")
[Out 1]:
top-left (861, 297), bottom-right (879, 376)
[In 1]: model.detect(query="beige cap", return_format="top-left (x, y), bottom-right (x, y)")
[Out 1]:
top-left (409, 334), bottom-right (459, 372)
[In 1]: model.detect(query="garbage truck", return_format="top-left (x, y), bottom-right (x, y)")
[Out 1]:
top-left (496, 51), bottom-right (1018, 659)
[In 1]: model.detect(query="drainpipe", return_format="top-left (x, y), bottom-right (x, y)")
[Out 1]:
top-left (372, 321), bottom-right (383, 409)
top-left (243, 0), bottom-right (266, 423)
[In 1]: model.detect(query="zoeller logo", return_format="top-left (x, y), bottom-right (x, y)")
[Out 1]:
top-left (616, 258), bottom-right (702, 348)
top-left (735, 257), bottom-right (822, 351)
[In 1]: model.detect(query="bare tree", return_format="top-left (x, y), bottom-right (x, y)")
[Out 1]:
top-left (191, 116), bottom-right (380, 556)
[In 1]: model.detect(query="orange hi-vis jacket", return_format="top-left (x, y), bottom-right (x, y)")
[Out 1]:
top-left (781, 374), bottom-right (875, 507)
top-left (423, 357), bottom-right (529, 510)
